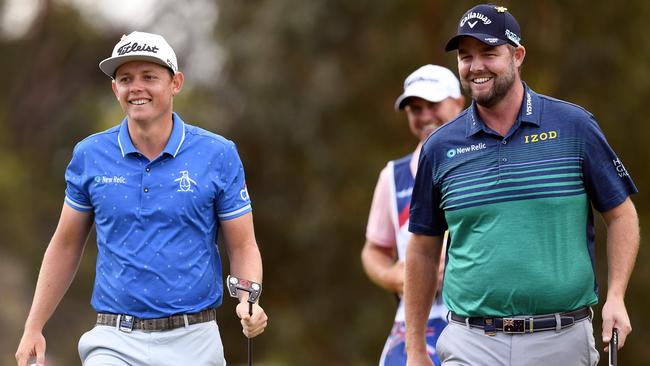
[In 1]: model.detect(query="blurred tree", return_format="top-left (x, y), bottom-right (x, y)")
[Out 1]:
top-left (0, 1), bottom-right (124, 364)
top-left (1, 0), bottom-right (648, 365)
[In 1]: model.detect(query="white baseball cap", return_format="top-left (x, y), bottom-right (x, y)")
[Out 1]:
top-left (99, 31), bottom-right (178, 78)
top-left (394, 64), bottom-right (461, 111)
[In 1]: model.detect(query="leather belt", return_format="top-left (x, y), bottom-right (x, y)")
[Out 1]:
top-left (96, 308), bottom-right (217, 332)
top-left (449, 307), bottom-right (591, 334)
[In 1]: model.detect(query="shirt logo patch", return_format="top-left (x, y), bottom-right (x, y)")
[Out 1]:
top-left (524, 131), bottom-right (558, 144)
top-left (612, 158), bottom-right (629, 178)
top-left (446, 143), bottom-right (487, 158)
top-left (240, 184), bottom-right (250, 201)
top-left (174, 170), bottom-right (197, 192)
top-left (94, 175), bottom-right (127, 184)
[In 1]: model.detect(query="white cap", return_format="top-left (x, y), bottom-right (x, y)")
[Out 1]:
top-left (394, 64), bottom-right (461, 111)
top-left (99, 31), bottom-right (178, 78)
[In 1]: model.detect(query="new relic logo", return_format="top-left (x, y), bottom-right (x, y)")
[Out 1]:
top-left (94, 175), bottom-right (127, 184)
top-left (446, 143), bottom-right (487, 158)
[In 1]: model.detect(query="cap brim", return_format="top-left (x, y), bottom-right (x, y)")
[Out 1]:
top-left (99, 55), bottom-right (175, 78)
top-left (445, 34), bottom-right (509, 51)
top-left (394, 86), bottom-right (451, 111)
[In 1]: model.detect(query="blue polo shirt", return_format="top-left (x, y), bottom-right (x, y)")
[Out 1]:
top-left (65, 113), bottom-right (252, 318)
top-left (409, 83), bottom-right (637, 317)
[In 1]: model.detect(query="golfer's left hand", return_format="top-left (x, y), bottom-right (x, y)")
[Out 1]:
top-left (236, 302), bottom-right (268, 338)
top-left (601, 296), bottom-right (631, 351)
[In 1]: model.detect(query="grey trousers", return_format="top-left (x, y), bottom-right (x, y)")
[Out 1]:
top-left (437, 318), bottom-right (599, 366)
top-left (78, 321), bottom-right (226, 365)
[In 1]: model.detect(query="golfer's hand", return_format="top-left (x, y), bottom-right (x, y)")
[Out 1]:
top-left (601, 296), bottom-right (631, 351)
top-left (15, 329), bottom-right (46, 366)
top-left (236, 302), bottom-right (268, 338)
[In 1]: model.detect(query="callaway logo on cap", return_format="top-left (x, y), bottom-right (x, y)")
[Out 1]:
top-left (445, 4), bottom-right (522, 51)
top-left (99, 31), bottom-right (178, 78)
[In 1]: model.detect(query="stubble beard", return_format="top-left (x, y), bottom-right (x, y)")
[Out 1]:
top-left (463, 60), bottom-right (517, 108)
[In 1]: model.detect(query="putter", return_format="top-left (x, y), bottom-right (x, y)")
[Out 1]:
top-left (227, 275), bottom-right (262, 366)
top-left (609, 327), bottom-right (618, 366)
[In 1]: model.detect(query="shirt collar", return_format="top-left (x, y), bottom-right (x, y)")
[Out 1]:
top-left (465, 82), bottom-right (541, 137)
top-left (117, 112), bottom-right (186, 158)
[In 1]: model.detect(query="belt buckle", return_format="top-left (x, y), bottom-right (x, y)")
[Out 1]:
top-left (119, 315), bottom-right (135, 333)
top-left (483, 318), bottom-right (496, 336)
top-left (502, 318), bottom-right (526, 333)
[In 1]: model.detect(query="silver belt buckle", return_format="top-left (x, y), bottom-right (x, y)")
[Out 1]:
top-left (502, 318), bottom-right (526, 333)
top-left (119, 314), bottom-right (135, 333)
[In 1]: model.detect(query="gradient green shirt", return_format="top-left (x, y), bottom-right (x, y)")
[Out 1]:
top-left (409, 84), bottom-right (637, 317)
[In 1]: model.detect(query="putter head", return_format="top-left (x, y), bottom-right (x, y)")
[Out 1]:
top-left (227, 275), bottom-right (262, 303)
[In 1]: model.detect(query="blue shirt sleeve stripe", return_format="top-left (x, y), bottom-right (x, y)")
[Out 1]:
top-left (64, 196), bottom-right (93, 211)
top-left (218, 204), bottom-right (251, 220)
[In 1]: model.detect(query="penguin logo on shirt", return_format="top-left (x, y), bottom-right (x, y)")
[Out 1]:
top-left (175, 170), bottom-right (197, 192)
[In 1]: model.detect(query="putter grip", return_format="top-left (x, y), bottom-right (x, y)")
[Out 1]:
top-left (609, 328), bottom-right (618, 366)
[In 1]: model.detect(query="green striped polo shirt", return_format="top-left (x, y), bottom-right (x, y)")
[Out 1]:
top-left (409, 83), bottom-right (637, 317)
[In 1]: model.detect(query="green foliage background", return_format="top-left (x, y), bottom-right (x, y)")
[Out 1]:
top-left (1, 0), bottom-right (648, 365)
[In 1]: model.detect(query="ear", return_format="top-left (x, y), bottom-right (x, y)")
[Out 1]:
top-left (171, 72), bottom-right (185, 96)
top-left (513, 45), bottom-right (526, 68)
top-left (111, 80), bottom-right (119, 100)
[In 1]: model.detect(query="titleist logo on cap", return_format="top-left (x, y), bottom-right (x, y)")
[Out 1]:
top-left (117, 42), bottom-right (160, 56)
top-left (99, 31), bottom-right (179, 78)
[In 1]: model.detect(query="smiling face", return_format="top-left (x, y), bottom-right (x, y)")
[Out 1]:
top-left (457, 37), bottom-right (524, 108)
top-left (404, 96), bottom-right (464, 141)
top-left (111, 61), bottom-right (184, 125)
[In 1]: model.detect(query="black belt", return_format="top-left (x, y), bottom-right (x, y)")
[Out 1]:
top-left (449, 307), bottom-right (591, 334)
top-left (96, 308), bottom-right (217, 332)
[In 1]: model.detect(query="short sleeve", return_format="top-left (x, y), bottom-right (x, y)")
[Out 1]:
top-left (215, 141), bottom-right (252, 220)
top-left (409, 147), bottom-right (447, 236)
top-left (581, 116), bottom-right (637, 212)
top-left (64, 146), bottom-right (93, 212)
top-left (365, 166), bottom-right (397, 247)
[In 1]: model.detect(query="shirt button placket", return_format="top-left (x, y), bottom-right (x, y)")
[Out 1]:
top-left (141, 165), bottom-right (152, 210)
top-left (498, 139), bottom-right (508, 179)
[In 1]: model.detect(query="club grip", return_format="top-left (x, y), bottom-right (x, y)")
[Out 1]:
top-left (609, 327), bottom-right (618, 366)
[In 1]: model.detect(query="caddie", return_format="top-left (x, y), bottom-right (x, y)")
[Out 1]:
top-left (361, 64), bottom-right (464, 366)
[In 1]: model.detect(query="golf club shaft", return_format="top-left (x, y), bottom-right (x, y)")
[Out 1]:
top-left (248, 302), bottom-right (253, 366)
